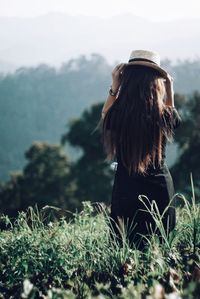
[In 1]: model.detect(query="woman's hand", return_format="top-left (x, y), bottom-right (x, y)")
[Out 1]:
top-left (165, 73), bottom-right (174, 83)
top-left (163, 73), bottom-right (174, 93)
top-left (163, 73), bottom-right (175, 107)
top-left (111, 63), bottom-right (127, 93)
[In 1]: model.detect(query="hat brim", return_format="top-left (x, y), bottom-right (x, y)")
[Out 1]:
top-left (127, 61), bottom-right (168, 77)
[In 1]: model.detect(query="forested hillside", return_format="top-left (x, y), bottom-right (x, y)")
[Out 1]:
top-left (0, 54), bottom-right (200, 182)
top-left (0, 54), bottom-right (110, 181)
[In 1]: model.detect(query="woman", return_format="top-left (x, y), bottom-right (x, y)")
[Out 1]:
top-left (100, 50), bottom-right (182, 250)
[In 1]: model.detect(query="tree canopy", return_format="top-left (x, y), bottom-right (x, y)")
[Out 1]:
top-left (171, 91), bottom-right (200, 198)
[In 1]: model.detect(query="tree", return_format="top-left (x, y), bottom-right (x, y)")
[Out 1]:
top-left (170, 91), bottom-right (200, 198)
top-left (61, 103), bottom-right (114, 205)
top-left (0, 142), bottom-right (76, 217)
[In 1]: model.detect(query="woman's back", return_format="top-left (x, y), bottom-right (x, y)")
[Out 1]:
top-left (114, 105), bottom-right (182, 174)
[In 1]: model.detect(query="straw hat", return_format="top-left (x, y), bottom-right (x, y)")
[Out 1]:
top-left (127, 49), bottom-right (168, 77)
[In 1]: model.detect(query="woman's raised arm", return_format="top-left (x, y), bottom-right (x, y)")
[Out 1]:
top-left (101, 63), bottom-right (127, 119)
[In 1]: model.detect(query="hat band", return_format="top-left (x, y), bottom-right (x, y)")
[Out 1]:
top-left (128, 58), bottom-right (157, 65)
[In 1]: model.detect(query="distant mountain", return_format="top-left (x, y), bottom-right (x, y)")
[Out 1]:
top-left (0, 13), bottom-right (200, 72)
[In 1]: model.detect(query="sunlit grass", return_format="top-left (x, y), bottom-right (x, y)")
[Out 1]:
top-left (0, 175), bottom-right (200, 298)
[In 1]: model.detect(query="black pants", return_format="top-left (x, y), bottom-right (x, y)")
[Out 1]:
top-left (108, 164), bottom-right (176, 251)
top-left (109, 205), bottom-right (176, 251)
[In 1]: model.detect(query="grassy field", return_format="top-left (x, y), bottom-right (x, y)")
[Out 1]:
top-left (0, 178), bottom-right (200, 298)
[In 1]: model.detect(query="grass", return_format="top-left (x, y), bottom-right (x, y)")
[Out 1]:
top-left (0, 174), bottom-right (200, 298)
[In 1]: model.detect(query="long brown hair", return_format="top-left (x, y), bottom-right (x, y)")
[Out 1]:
top-left (100, 65), bottom-right (175, 176)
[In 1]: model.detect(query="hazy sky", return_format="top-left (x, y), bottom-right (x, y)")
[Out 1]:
top-left (1, 0), bottom-right (200, 21)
